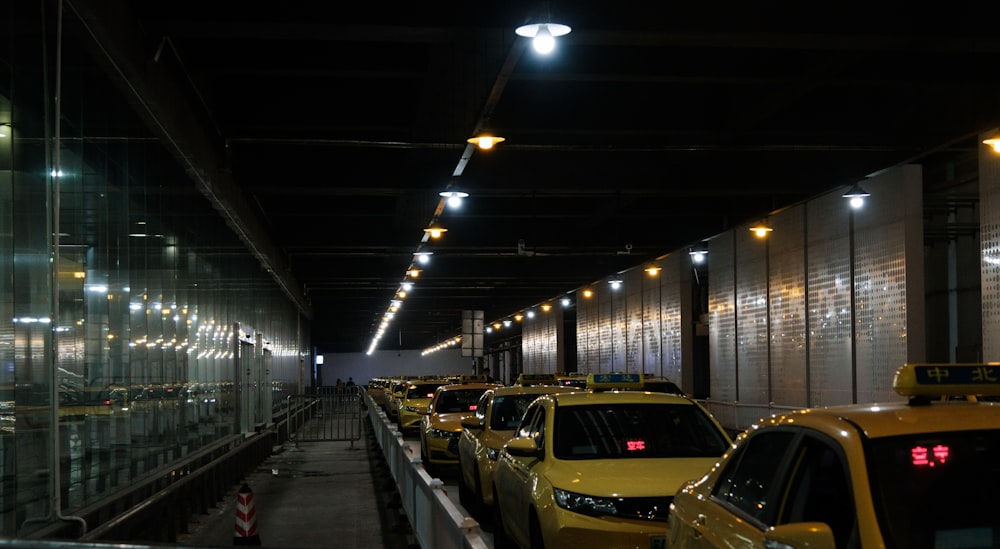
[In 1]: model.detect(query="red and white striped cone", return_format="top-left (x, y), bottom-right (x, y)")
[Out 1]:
top-left (233, 483), bottom-right (261, 545)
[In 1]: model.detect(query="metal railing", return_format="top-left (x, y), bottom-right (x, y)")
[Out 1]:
top-left (286, 387), bottom-right (364, 446)
top-left (365, 392), bottom-right (489, 549)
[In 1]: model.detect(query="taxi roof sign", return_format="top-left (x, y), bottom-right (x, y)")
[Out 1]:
top-left (586, 372), bottom-right (644, 390)
top-left (516, 373), bottom-right (556, 386)
top-left (893, 363), bottom-right (1000, 398)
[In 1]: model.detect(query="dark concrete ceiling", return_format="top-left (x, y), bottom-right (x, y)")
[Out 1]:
top-left (60, 0), bottom-right (1000, 352)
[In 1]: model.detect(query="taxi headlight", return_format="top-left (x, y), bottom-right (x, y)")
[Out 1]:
top-left (428, 428), bottom-right (454, 439)
top-left (486, 447), bottom-right (500, 460)
top-left (553, 488), bottom-right (619, 517)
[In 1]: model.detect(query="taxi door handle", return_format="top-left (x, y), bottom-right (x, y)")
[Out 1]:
top-left (692, 514), bottom-right (707, 539)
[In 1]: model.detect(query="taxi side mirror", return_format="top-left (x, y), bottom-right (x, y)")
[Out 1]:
top-left (461, 416), bottom-right (484, 430)
top-left (763, 522), bottom-right (836, 549)
top-left (505, 436), bottom-right (540, 457)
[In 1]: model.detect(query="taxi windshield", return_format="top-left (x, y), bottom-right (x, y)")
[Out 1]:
top-left (867, 429), bottom-right (1000, 549)
top-left (433, 388), bottom-right (486, 413)
top-left (553, 403), bottom-right (729, 460)
top-left (490, 394), bottom-right (544, 431)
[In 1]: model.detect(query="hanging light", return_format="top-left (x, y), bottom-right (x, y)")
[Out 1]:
top-left (842, 183), bottom-right (871, 209)
top-left (689, 248), bottom-right (708, 264)
top-left (515, 22), bottom-right (572, 55)
top-left (644, 265), bottom-right (662, 276)
top-left (424, 226), bottom-right (447, 239)
top-left (467, 135), bottom-right (505, 150)
top-left (749, 223), bottom-right (773, 238)
top-left (608, 279), bottom-right (623, 290)
top-left (439, 190), bottom-right (469, 209)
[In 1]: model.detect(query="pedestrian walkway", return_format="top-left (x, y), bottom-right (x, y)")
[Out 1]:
top-left (178, 419), bottom-right (413, 548)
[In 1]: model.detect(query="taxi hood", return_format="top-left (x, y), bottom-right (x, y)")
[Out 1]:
top-left (545, 458), bottom-right (719, 497)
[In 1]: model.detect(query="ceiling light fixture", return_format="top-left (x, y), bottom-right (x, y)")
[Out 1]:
top-left (842, 183), bottom-right (871, 209)
top-left (689, 249), bottom-right (708, 264)
top-left (608, 279), bottom-right (623, 290)
top-left (415, 252), bottom-right (432, 264)
top-left (424, 227), bottom-right (447, 238)
top-left (515, 22), bottom-right (571, 55)
top-left (439, 190), bottom-right (469, 209)
top-left (467, 135), bottom-right (505, 150)
top-left (644, 265), bottom-right (662, 276)
top-left (582, 289), bottom-right (593, 298)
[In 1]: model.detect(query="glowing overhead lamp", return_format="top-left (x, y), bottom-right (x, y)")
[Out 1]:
top-left (644, 265), bottom-right (662, 276)
top-left (440, 190), bottom-right (469, 209)
top-left (582, 289), bottom-right (594, 298)
top-left (514, 313), bottom-right (524, 322)
top-left (401, 282), bottom-right (413, 292)
top-left (424, 226), bottom-right (448, 239)
top-left (467, 134), bottom-right (505, 150)
top-left (749, 223), bottom-right (773, 238)
top-left (561, 297), bottom-right (572, 307)
top-left (541, 303), bottom-right (552, 312)
top-left (406, 268), bottom-right (421, 278)
top-left (515, 22), bottom-right (572, 55)
top-left (608, 279), bottom-right (623, 290)
top-left (415, 252), bottom-right (432, 264)
top-left (689, 248), bottom-right (708, 264)
top-left (984, 130), bottom-right (1000, 152)
top-left (493, 322), bottom-right (502, 330)
top-left (842, 183), bottom-right (871, 209)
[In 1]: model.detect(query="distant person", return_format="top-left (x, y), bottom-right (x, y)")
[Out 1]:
top-left (336, 378), bottom-right (345, 394)
top-left (346, 377), bottom-right (355, 387)
top-left (482, 367), bottom-right (494, 383)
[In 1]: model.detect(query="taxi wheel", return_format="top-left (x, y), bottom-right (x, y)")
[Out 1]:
top-left (528, 511), bottom-right (545, 549)
top-left (492, 487), bottom-right (514, 549)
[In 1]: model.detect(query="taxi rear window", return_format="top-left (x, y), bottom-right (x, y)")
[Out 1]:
top-left (867, 429), bottom-right (1000, 549)
top-left (553, 403), bottom-right (729, 460)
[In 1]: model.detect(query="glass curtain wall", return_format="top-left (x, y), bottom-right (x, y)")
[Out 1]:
top-left (0, 2), bottom-right (308, 535)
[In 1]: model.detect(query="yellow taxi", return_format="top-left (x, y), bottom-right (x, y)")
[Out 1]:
top-left (419, 376), bottom-right (501, 476)
top-left (457, 375), bottom-right (577, 517)
top-left (668, 362), bottom-right (1000, 549)
top-left (491, 373), bottom-right (732, 549)
top-left (397, 378), bottom-right (449, 433)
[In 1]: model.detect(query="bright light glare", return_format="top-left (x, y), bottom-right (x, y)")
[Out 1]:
top-left (533, 25), bottom-right (555, 54)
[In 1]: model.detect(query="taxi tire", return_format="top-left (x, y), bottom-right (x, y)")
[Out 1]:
top-left (492, 487), bottom-right (514, 549)
top-left (528, 512), bottom-right (544, 549)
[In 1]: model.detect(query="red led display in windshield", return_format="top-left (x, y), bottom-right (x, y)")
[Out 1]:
top-left (626, 439), bottom-right (646, 452)
top-left (911, 444), bottom-right (950, 467)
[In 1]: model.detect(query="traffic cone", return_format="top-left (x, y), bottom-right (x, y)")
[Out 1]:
top-left (233, 483), bottom-right (261, 545)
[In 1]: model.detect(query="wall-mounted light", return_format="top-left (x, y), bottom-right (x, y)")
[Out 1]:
top-left (424, 227), bottom-right (447, 239)
top-left (984, 130), bottom-right (1000, 152)
top-left (842, 183), bottom-right (871, 209)
top-left (515, 22), bottom-right (572, 55)
top-left (749, 223), bottom-right (773, 238)
top-left (467, 135), bottom-right (505, 150)
top-left (439, 190), bottom-right (469, 209)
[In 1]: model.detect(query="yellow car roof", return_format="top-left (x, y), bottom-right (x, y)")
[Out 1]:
top-left (766, 400), bottom-right (1000, 440)
top-left (549, 390), bottom-right (697, 406)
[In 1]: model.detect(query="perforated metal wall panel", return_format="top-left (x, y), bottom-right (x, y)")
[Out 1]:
top-left (806, 192), bottom-right (853, 407)
top-left (642, 267), bottom-right (663, 372)
top-left (523, 307), bottom-right (560, 373)
top-left (980, 141), bottom-right (1000, 360)
top-left (768, 206), bottom-right (808, 407)
top-left (661, 255), bottom-right (684, 383)
top-left (609, 279), bottom-right (627, 370)
top-left (736, 228), bottom-right (770, 405)
top-left (709, 232), bottom-right (737, 402)
top-left (625, 269), bottom-right (643, 372)
top-left (852, 168), bottom-right (922, 403)
top-left (576, 288), bottom-right (599, 373)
